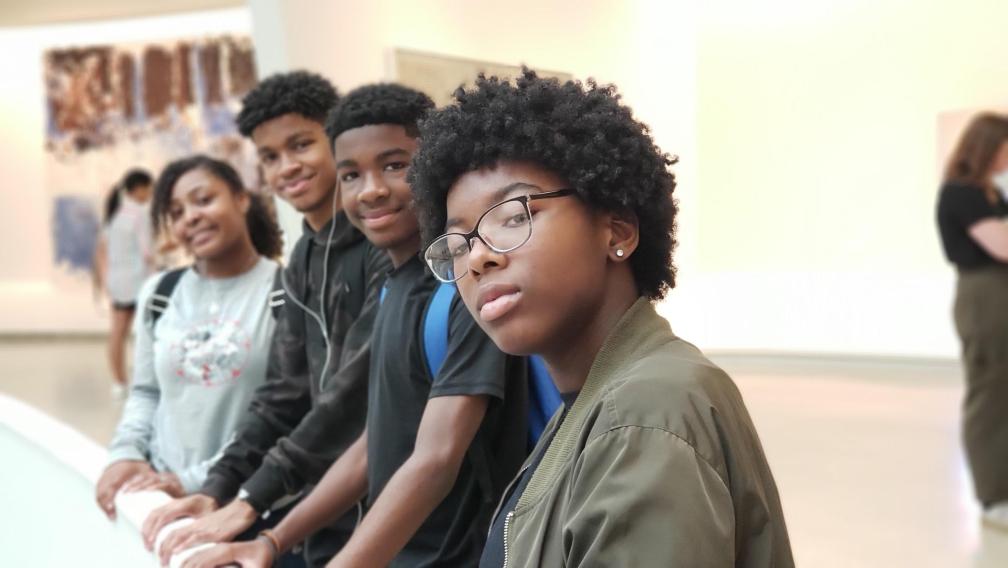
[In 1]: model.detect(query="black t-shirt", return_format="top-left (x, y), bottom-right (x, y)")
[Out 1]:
top-left (480, 391), bottom-right (579, 568)
top-left (937, 183), bottom-right (1008, 269)
top-left (366, 256), bottom-right (528, 567)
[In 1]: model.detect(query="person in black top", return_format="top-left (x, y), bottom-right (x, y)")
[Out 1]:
top-left (936, 112), bottom-right (1008, 530)
top-left (143, 71), bottom-right (390, 567)
top-left (185, 84), bottom-right (527, 568)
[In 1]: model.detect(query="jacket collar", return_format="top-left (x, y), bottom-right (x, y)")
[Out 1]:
top-left (517, 297), bottom-right (674, 511)
top-left (301, 210), bottom-right (363, 249)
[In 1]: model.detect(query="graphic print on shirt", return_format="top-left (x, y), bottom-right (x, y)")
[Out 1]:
top-left (170, 318), bottom-right (251, 387)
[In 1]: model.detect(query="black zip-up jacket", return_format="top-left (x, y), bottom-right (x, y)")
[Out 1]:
top-left (199, 212), bottom-right (389, 513)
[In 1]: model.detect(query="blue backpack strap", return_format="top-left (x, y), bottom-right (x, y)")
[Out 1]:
top-left (417, 281), bottom-right (562, 446)
top-left (421, 282), bottom-right (456, 378)
top-left (527, 355), bottom-right (563, 446)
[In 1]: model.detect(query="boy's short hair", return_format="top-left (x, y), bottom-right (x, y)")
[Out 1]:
top-left (324, 83), bottom-right (435, 143)
top-left (236, 70), bottom-right (339, 137)
top-left (409, 68), bottom-right (679, 299)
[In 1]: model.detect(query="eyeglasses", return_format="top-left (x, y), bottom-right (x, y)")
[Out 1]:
top-left (423, 188), bottom-right (575, 282)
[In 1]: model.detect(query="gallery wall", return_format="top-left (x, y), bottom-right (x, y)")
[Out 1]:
top-left (0, 8), bottom-right (252, 332)
top-left (681, 0), bottom-right (1008, 358)
top-left (3, 0), bottom-right (1004, 359)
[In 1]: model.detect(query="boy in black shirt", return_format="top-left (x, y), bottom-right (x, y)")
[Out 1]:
top-left (185, 84), bottom-right (527, 568)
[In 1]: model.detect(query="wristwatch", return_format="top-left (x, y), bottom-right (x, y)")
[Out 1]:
top-left (236, 487), bottom-right (269, 516)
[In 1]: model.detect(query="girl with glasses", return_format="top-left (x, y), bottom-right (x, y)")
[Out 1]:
top-left (411, 69), bottom-right (794, 567)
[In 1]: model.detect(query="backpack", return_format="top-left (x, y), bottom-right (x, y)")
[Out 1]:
top-left (146, 265), bottom-right (286, 328)
top-left (381, 282), bottom-right (563, 447)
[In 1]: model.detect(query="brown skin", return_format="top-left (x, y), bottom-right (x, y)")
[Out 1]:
top-left (252, 113), bottom-right (338, 231)
top-left (444, 161), bottom-right (640, 394)
top-left (155, 115), bottom-right (340, 563)
top-left (180, 124), bottom-right (489, 568)
top-left (95, 460), bottom-right (154, 519)
top-left (157, 497), bottom-right (258, 566)
top-left (96, 169), bottom-right (261, 524)
top-left (335, 124), bottom-right (421, 267)
top-left (141, 493), bottom-right (217, 552)
top-left (166, 168), bottom-right (259, 278)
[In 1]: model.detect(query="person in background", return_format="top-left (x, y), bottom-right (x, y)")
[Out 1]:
top-left (936, 112), bottom-right (1008, 530)
top-left (94, 156), bottom-right (283, 523)
top-left (93, 168), bottom-right (155, 396)
top-left (411, 69), bottom-right (794, 567)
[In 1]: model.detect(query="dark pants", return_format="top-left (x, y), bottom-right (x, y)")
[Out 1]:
top-left (954, 265), bottom-right (1008, 506)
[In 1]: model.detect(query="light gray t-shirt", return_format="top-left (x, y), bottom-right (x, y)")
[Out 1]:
top-left (105, 196), bottom-right (153, 304)
top-left (107, 257), bottom-right (279, 492)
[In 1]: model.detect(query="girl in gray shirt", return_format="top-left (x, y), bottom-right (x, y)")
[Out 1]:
top-left (96, 156), bottom-right (284, 518)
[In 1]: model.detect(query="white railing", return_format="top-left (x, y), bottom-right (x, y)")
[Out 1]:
top-left (0, 393), bottom-right (217, 567)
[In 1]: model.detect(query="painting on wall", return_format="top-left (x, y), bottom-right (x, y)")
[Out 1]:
top-left (43, 34), bottom-right (258, 282)
top-left (393, 48), bottom-right (572, 108)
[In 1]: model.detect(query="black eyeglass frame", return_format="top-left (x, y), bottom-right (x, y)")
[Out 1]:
top-left (423, 188), bottom-right (576, 282)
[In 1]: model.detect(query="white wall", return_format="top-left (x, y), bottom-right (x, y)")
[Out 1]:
top-left (0, 8), bottom-right (252, 333)
top-left (667, 0), bottom-right (1008, 359)
top-left (5, 1), bottom-right (1000, 358)
top-left (248, 0), bottom-right (703, 328)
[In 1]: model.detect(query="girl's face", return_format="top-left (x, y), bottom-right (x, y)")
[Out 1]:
top-left (444, 161), bottom-right (613, 356)
top-left (166, 168), bottom-right (250, 261)
top-left (130, 184), bottom-right (152, 204)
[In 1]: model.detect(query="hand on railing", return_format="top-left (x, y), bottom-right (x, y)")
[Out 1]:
top-left (142, 494), bottom-right (219, 551)
top-left (95, 460), bottom-right (155, 519)
top-left (156, 498), bottom-right (258, 566)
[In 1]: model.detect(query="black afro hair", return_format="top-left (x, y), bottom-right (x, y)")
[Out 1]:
top-left (236, 70), bottom-right (339, 137)
top-left (324, 83), bottom-right (435, 143)
top-left (409, 68), bottom-right (678, 300)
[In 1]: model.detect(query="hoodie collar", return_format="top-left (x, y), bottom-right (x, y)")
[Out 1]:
top-left (302, 210), bottom-right (363, 249)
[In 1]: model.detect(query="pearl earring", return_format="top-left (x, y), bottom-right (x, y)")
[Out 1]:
top-left (616, 249), bottom-right (625, 258)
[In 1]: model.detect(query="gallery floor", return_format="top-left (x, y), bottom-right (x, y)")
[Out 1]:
top-left (1, 337), bottom-right (1006, 567)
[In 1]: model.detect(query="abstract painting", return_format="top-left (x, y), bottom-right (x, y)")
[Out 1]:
top-left (44, 34), bottom-right (258, 279)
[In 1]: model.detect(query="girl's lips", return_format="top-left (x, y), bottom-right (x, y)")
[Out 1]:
top-left (479, 290), bottom-right (522, 323)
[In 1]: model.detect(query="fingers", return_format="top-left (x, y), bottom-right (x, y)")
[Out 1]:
top-left (179, 543), bottom-right (240, 568)
top-left (143, 503), bottom-right (186, 551)
top-left (120, 472), bottom-right (156, 493)
top-left (158, 526), bottom-right (190, 566)
top-left (95, 483), bottom-right (117, 519)
top-left (159, 525), bottom-right (210, 567)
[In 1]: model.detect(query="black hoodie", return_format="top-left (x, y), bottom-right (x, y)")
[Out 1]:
top-left (200, 211), bottom-right (390, 555)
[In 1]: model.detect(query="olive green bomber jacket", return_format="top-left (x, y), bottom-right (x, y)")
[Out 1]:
top-left (498, 299), bottom-right (794, 567)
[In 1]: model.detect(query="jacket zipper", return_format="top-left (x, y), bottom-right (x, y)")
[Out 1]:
top-left (489, 462), bottom-right (529, 536)
top-left (503, 511), bottom-right (515, 568)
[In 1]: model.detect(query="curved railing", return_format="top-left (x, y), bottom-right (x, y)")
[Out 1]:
top-left (0, 393), bottom-right (214, 567)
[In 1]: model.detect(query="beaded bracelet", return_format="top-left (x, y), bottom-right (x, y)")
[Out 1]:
top-left (257, 529), bottom-right (280, 564)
